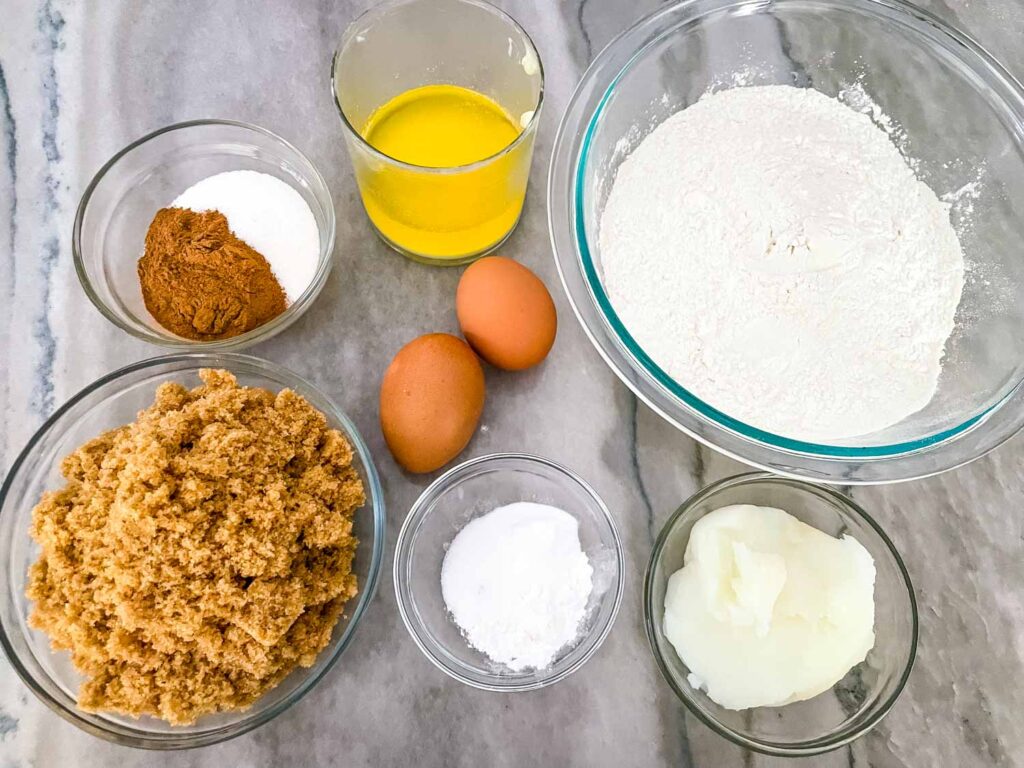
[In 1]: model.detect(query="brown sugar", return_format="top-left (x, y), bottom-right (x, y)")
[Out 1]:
top-left (26, 369), bottom-right (364, 725)
top-left (138, 207), bottom-right (288, 341)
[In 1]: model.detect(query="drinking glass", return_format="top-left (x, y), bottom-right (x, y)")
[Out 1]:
top-left (332, 0), bottom-right (543, 265)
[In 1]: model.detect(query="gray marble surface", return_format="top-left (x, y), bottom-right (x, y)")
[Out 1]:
top-left (1, 1), bottom-right (1023, 766)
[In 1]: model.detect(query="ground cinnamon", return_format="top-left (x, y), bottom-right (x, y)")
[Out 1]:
top-left (138, 207), bottom-right (287, 341)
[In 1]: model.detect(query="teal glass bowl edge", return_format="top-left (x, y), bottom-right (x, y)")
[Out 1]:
top-left (571, 36), bottom-right (1000, 460)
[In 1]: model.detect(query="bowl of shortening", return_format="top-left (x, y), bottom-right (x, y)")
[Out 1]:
top-left (393, 453), bottom-right (624, 690)
top-left (74, 119), bottom-right (335, 349)
top-left (644, 473), bottom-right (917, 757)
top-left (548, 0), bottom-right (1024, 483)
top-left (0, 353), bottom-right (385, 749)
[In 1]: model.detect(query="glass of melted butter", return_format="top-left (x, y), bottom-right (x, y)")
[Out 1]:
top-left (333, 0), bottom-right (543, 265)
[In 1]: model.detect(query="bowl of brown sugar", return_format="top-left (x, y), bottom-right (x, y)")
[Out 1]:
top-left (73, 120), bottom-right (336, 349)
top-left (0, 353), bottom-right (385, 748)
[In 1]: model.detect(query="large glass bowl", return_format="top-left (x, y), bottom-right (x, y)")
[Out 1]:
top-left (548, 0), bottom-right (1024, 483)
top-left (393, 454), bottom-right (624, 691)
top-left (74, 120), bottom-right (336, 350)
top-left (645, 473), bottom-right (917, 756)
top-left (0, 354), bottom-right (385, 749)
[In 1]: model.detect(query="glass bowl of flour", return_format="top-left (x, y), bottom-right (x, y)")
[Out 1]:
top-left (548, 0), bottom-right (1024, 483)
top-left (393, 453), bottom-right (624, 691)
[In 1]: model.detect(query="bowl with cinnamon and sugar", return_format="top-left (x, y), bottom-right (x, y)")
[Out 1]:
top-left (73, 119), bottom-right (336, 350)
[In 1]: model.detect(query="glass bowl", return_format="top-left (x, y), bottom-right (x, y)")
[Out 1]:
top-left (331, 0), bottom-right (543, 265)
top-left (548, 0), bottom-right (1024, 483)
top-left (393, 453), bottom-right (624, 691)
top-left (74, 120), bottom-right (336, 350)
top-left (0, 353), bottom-right (385, 749)
top-left (644, 473), bottom-right (917, 757)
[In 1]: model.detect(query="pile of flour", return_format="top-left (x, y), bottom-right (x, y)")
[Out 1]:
top-left (600, 85), bottom-right (965, 441)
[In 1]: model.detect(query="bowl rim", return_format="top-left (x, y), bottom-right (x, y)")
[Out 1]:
top-left (392, 452), bottom-right (625, 692)
top-left (72, 118), bottom-right (337, 351)
top-left (547, 0), bottom-right (1024, 482)
top-left (0, 352), bottom-right (386, 749)
top-left (642, 471), bottom-right (919, 757)
top-left (330, 0), bottom-right (545, 175)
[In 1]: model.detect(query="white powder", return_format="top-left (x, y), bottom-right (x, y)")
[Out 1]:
top-left (440, 502), bottom-right (594, 671)
top-left (600, 85), bottom-right (965, 441)
top-left (173, 170), bottom-right (321, 302)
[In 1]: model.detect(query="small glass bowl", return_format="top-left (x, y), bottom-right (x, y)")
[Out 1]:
top-left (0, 353), bottom-right (385, 749)
top-left (332, 0), bottom-right (543, 266)
top-left (73, 120), bottom-right (336, 350)
top-left (394, 453), bottom-right (624, 691)
top-left (644, 473), bottom-right (918, 757)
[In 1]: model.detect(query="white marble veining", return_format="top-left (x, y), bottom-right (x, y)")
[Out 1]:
top-left (1, 1), bottom-right (1022, 766)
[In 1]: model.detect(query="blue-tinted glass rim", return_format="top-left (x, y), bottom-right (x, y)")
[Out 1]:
top-left (572, 23), bottom-right (1003, 459)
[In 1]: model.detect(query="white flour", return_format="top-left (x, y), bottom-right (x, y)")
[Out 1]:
top-left (441, 502), bottom-right (593, 671)
top-left (600, 86), bottom-right (965, 441)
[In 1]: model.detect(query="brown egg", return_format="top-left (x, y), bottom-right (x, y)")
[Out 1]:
top-left (456, 256), bottom-right (557, 371)
top-left (380, 333), bottom-right (485, 473)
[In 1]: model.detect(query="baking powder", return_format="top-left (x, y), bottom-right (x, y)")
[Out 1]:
top-left (441, 502), bottom-right (593, 671)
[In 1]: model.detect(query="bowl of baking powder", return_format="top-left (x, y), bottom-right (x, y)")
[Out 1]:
top-left (393, 453), bottom-right (624, 690)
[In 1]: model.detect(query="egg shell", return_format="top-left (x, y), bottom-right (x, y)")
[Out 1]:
top-left (456, 256), bottom-right (557, 371)
top-left (379, 333), bottom-right (485, 474)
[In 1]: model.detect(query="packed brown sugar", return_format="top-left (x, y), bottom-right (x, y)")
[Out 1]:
top-left (26, 369), bottom-right (364, 725)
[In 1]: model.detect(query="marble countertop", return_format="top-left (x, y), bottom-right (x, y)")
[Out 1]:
top-left (1, 1), bottom-right (1023, 766)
